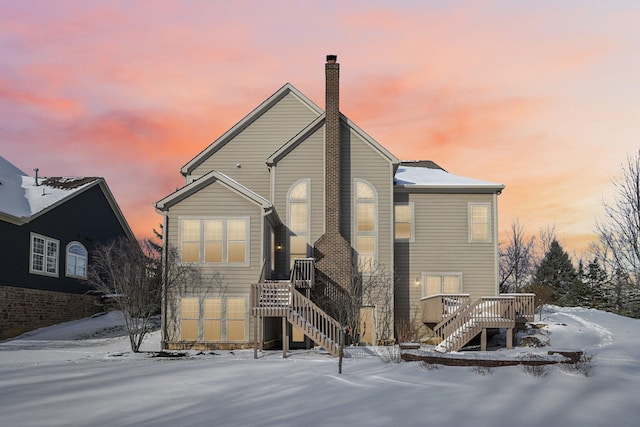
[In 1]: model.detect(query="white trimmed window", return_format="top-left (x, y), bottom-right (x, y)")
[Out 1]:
top-left (30, 233), bottom-right (59, 277)
top-left (422, 273), bottom-right (463, 297)
top-left (66, 242), bottom-right (88, 278)
top-left (180, 296), bottom-right (247, 342)
top-left (355, 180), bottom-right (377, 272)
top-left (287, 180), bottom-right (310, 270)
top-left (180, 218), bottom-right (249, 265)
top-left (469, 203), bottom-right (491, 242)
top-left (394, 203), bottom-right (414, 241)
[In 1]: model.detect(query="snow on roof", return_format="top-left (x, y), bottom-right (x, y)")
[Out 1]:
top-left (394, 165), bottom-right (504, 191)
top-left (0, 156), bottom-right (100, 222)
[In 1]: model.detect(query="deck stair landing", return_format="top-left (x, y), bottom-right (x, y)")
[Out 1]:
top-left (251, 259), bottom-right (342, 358)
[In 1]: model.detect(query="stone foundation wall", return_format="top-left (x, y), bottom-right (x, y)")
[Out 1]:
top-left (0, 285), bottom-right (102, 340)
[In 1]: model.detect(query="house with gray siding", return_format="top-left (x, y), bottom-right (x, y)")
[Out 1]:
top-left (156, 56), bottom-right (533, 354)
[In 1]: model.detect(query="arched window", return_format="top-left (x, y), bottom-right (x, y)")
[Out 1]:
top-left (287, 180), bottom-right (310, 270)
top-left (66, 242), bottom-right (88, 278)
top-left (355, 180), bottom-right (377, 272)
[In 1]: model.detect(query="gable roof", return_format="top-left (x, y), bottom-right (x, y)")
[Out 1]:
top-left (266, 113), bottom-right (400, 166)
top-left (155, 170), bottom-right (280, 224)
top-left (181, 83), bottom-right (323, 176)
top-left (394, 164), bottom-right (505, 193)
top-left (0, 156), bottom-right (134, 236)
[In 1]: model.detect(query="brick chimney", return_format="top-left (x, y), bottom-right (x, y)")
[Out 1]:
top-left (313, 55), bottom-right (353, 292)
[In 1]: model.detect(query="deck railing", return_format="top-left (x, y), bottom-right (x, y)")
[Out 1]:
top-left (290, 258), bottom-right (315, 288)
top-left (500, 293), bottom-right (536, 322)
top-left (289, 288), bottom-right (342, 355)
top-left (420, 294), bottom-right (471, 324)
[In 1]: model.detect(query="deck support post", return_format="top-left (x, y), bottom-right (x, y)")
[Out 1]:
top-left (282, 317), bottom-right (288, 358)
top-left (506, 328), bottom-right (513, 349)
top-left (253, 313), bottom-right (258, 359)
top-left (480, 328), bottom-right (487, 351)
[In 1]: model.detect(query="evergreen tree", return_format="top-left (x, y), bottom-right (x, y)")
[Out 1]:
top-left (532, 240), bottom-right (579, 306)
top-left (584, 257), bottom-right (608, 309)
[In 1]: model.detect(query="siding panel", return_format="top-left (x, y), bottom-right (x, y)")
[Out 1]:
top-left (394, 192), bottom-right (498, 320)
top-left (191, 92), bottom-right (319, 199)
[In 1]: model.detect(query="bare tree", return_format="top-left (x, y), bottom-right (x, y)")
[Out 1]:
top-left (88, 238), bottom-right (197, 352)
top-left (596, 150), bottom-right (640, 288)
top-left (594, 150), bottom-right (640, 317)
top-left (536, 224), bottom-right (557, 264)
top-left (312, 260), bottom-right (395, 373)
top-left (499, 219), bottom-right (536, 293)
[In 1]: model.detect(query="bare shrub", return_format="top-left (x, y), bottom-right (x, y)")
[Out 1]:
top-left (376, 346), bottom-right (402, 364)
top-left (396, 317), bottom-right (421, 344)
top-left (468, 364), bottom-right (494, 376)
top-left (559, 353), bottom-right (595, 377)
top-left (518, 353), bottom-right (551, 377)
top-left (420, 360), bottom-right (441, 371)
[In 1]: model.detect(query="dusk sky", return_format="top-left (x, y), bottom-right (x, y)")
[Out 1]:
top-left (2, 0), bottom-right (638, 258)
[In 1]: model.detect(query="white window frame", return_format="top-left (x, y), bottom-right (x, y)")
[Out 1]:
top-left (468, 203), bottom-right (492, 243)
top-left (354, 179), bottom-right (378, 273)
top-left (179, 217), bottom-right (250, 266)
top-left (394, 202), bottom-right (414, 242)
top-left (65, 241), bottom-right (88, 279)
top-left (287, 179), bottom-right (311, 272)
top-left (29, 232), bottom-right (59, 277)
top-left (421, 272), bottom-right (463, 298)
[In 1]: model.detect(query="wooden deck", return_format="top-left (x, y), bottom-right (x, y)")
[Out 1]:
top-left (421, 293), bottom-right (536, 352)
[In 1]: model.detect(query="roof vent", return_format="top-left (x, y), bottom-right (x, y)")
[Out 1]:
top-left (34, 168), bottom-right (39, 186)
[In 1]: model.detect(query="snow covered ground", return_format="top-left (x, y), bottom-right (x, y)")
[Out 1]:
top-left (1, 306), bottom-right (638, 427)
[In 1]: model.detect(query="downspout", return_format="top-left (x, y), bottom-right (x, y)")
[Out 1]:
top-left (161, 211), bottom-right (169, 350)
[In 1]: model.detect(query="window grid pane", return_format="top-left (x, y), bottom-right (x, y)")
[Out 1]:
top-left (181, 220), bottom-right (201, 262)
top-left (289, 182), bottom-right (307, 200)
top-left (425, 276), bottom-right (441, 296)
top-left (203, 298), bottom-right (221, 341)
top-left (289, 204), bottom-right (307, 233)
top-left (181, 297), bottom-right (199, 341)
top-left (443, 276), bottom-right (461, 293)
top-left (227, 220), bottom-right (246, 240)
top-left (356, 181), bottom-right (375, 199)
top-left (357, 204), bottom-right (375, 232)
top-left (227, 241), bottom-right (245, 263)
top-left (226, 298), bottom-right (245, 341)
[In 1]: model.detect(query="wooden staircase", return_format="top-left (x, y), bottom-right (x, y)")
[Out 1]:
top-left (251, 259), bottom-right (342, 357)
top-left (433, 296), bottom-right (519, 352)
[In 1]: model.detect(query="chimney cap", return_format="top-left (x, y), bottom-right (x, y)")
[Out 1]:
top-left (326, 55), bottom-right (337, 63)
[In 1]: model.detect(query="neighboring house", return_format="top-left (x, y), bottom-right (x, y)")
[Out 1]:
top-left (156, 56), bottom-right (533, 354)
top-left (0, 156), bottom-right (134, 339)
